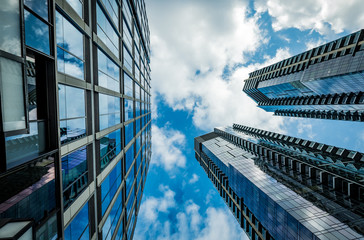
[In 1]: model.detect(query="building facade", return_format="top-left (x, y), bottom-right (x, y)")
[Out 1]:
top-left (0, 0), bottom-right (152, 239)
top-left (194, 124), bottom-right (364, 240)
top-left (243, 30), bottom-right (364, 122)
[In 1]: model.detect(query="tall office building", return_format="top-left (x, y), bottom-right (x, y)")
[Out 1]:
top-left (194, 124), bottom-right (363, 240)
top-left (243, 29), bottom-right (364, 122)
top-left (0, 0), bottom-right (151, 239)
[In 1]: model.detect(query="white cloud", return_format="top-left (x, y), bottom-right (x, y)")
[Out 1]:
top-left (135, 199), bottom-right (248, 240)
top-left (297, 121), bottom-right (315, 139)
top-left (138, 185), bottom-right (176, 222)
top-left (152, 124), bottom-right (186, 170)
top-left (189, 174), bottom-right (199, 184)
top-left (254, 0), bottom-right (364, 34)
top-left (149, 0), bottom-right (289, 132)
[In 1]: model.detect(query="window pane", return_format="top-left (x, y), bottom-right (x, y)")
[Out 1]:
top-left (123, 47), bottom-right (133, 74)
top-left (98, 49), bottom-right (120, 91)
top-left (66, 0), bottom-right (83, 18)
top-left (24, 0), bottom-right (48, 20)
top-left (0, 1), bottom-right (21, 56)
top-left (123, 72), bottom-right (133, 97)
top-left (24, 10), bottom-right (50, 55)
top-left (100, 129), bottom-right (122, 170)
top-left (97, 3), bottom-right (119, 54)
top-left (0, 57), bottom-right (25, 131)
top-left (124, 99), bottom-right (134, 121)
top-left (64, 202), bottom-right (89, 240)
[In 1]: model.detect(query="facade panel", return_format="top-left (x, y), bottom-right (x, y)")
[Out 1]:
top-left (0, 0), bottom-right (152, 239)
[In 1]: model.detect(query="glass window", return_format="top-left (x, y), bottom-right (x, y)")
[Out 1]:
top-left (100, 129), bottom-right (122, 170)
top-left (0, 1), bottom-right (21, 56)
top-left (0, 57), bottom-right (25, 132)
top-left (126, 164), bottom-right (134, 197)
top-left (122, 0), bottom-right (132, 27)
top-left (56, 11), bottom-right (84, 80)
top-left (135, 83), bottom-right (140, 100)
top-left (102, 189), bottom-right (122, 240)
top-left (125, 122), bottom-right (134, 146)
top-left (124, 99), bottom-right (134, 121)
top-left (64, 202), bottom-right (89, 240)
top-left (101, 0), bottom-right (118, 25)
top-left (101, 161), bottom-right (122, 215)
top-left (125, 144), bottom-right (134, 172)
top-left (123, 19), bottom-right (133, 51)
top-left (97, 2), bottom-right (119, 54)
top-left (99, 93), bottom-right (121, 130)
top-left (98, 48), bottom-right (120, 91)
top-left (62, 146), bottom-right (88, 209)
top-left (123, 72), bottom-right (133, 97)
top-left (24, 10), bottom-right (50, 55)
top-left (66, 0), bottom-right (83, 18)
top-left (123, 46), bottom-right (133, 74)
top-left (58, 84), bottom-right (86, 144)
top-left (24, 0), bottom-right (48, 20)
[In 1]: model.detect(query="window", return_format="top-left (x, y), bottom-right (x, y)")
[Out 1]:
top-left (125, 144), bottom-right (134, 172)
top-left (101, 0), bottom-right (118, 25)
top-left (99, 93), bottom-right (121, 130)
top-left (0, 58), bottom-right (26, 132)
top-left (124, 72), bottom-right (133, 97)
top-left (66, 0), bottom-right (83, 18)
top-left (123, 46), bottom-right (133, 74)
top-left (0, 1), bottom-right (21, 56)
top-left (24, 10), bottom-right (50, 55)
top-left (102, 189), bottom-right (122, 240)
top-left (101, 161), bottom-right (122, 215)
top-left (58, 84), bottom-right (86, 144)
top-left (56, 11), bottom-right (84, 80)
top-left (124, 99), bottom-right (134, 121)
top-left (97, 2), bottom-right (119, 54)
top-left (24, 0), bottom-right (48, 20)
top-left (100, 129), bottom-right (122, 170)
top-left (62, 146), bottom-right (88, 208)
top-left (64, 202), bottom-right (89, 240)
top-left (125, 122), bottom-right (134, 146)
top-left (98, 48), bottom-right (120, 91)
top-left (123, 19), bottom-right (133, 51)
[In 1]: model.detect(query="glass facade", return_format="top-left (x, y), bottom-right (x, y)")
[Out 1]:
top-left (243, 29), bottom-right (364, 122)
top-left (194, 125), bottom-right (364, 240)
top-left (0, 0), bottom-right (151, 239)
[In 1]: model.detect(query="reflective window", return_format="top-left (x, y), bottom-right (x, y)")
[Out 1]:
top-left (56, 11), bottom-right (84, 80)
top-left (97, 2), bottom-right (119, 54)
top-left (124, 99), bottom-right (134, 121)
top-left (66, 0), bottom-right (83, 18)
top-left (135, 83), bottom-right (140, 100)
top-left (58, 84), bottom-right (86, 144)
top-left (125, 144), bottom-right (134, 172)
top-left (99, 93), bottom-right (121, 130)
top-left (124, 72), bottom-right (133, 97)
top-left (126, 164), bottom-right (134, 197)
top-left (101, 161), bottom-right (122, 215)
top-left (123, 46), bottom-right (133, 74)
top-left (0, 58), bottom-right (25, 132)
top-left (122, 0), bottom-right (132, 27)
top-left (100, 129), bottom-right (122, 170)
top-left (102, 189), bottom-right (122, 240)
top-left (62, 146), bottom-right (88, 209)
top-left (0, 1), bottom-right (21, 56)
top-left (125, 122), bottom-right (134, 146)
top-left (101, 0), bottom-right (118, 25)
top-left (24, 10), bottom-right (50, 55)
top-left (24, 0), bottom-right (48, 20)
top-left (64, 202), bottom-right (89, 240)
top-left (123, 19), bottom-right (133, 51)
top-left (135, 101), bottom-right (140, 118)
top-left (98, 48), bottom-right (120, 91)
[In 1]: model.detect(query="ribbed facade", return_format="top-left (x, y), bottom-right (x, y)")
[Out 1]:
top-left (194, 124), bottom-right (364, 240)
top-left (243, 30), bottom-right (364, 121)
top-left (0, 0), bottom-right (151, 239)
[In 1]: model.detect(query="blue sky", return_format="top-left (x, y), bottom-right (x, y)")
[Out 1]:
top-left (134, 0), bottom-right (364, 239)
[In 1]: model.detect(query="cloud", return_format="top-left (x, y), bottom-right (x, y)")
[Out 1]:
top-left (148, 0), bottom-right (290, 132)
top-left (189, 174), bottom-right (199, 184)
top-left (151, 124), bottom-right (186, 170)
top-left (138, 185), bottom-right (176, 222)
top-left (296, 121), bottom-right (315, 139)
top-left (254, 0), bottom-right (364, 34)
top-left (135, 198), bottom-right (247, 240)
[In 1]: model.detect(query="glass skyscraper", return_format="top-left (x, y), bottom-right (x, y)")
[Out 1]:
top-left (194, 124), bottom-right (363, 240)
top-left (243, 29), bottom-right (364, 122)
top-left (0, 0), bottom-right (151, 239)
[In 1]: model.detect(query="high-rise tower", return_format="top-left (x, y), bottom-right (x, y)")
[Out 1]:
top-left (0, 0), bottom-right (152, 239)
top-left (194, 124), bottom-right (363, 239)
top-left (243, 30), bottom-right (364, 122)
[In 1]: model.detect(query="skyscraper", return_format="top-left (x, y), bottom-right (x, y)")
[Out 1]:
top-left (243, 29), bottom-right (364, 122)
top-left (0, 0), bottom-right (151, 239)
top-left (194, 124), bottom-right (363, 239)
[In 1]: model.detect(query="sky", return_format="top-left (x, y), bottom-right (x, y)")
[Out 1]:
top-left (134, 0), bottom-right (364, 239)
